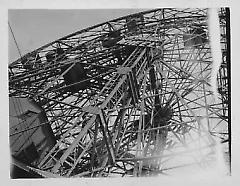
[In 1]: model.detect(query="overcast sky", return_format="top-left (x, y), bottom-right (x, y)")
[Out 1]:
top-left (8, 9), bottom-right (145, 62)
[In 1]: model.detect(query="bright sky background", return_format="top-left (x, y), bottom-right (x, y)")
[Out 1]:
top-left (8, 9), bottom-right (145, 63)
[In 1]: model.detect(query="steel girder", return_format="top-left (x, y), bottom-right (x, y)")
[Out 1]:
top-left (9, 8), bottom-right (230, 177)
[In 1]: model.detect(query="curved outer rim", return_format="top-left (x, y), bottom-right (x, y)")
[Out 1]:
top-left (9, 8), bottom-right (160, 66)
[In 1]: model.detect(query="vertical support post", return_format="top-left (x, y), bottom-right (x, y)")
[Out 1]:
top-left (99, 110), bottom-right (115, 164)
top-left (225, 7), bottom-right (231, 174)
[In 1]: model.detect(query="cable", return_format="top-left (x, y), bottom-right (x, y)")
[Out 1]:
top-left (8, 22), bottom-right (36, 153)
top-left (8, 21), bottom-right (23, 59)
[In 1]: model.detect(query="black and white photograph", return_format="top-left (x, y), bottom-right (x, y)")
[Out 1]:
top-left (2, 1), bottom-right (239, 185)
top-left (8, 7), bottom-right (231, 179)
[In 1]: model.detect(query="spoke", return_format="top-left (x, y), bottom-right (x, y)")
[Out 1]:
top-left (9, 8), bottom-right (229, 177)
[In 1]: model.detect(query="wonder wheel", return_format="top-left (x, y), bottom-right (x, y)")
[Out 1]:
top-left (9, 8), bottom-right (230, 177)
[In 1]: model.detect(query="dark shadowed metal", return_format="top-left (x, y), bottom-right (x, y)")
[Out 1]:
top-left (9, 8), bottom-right (230, 177)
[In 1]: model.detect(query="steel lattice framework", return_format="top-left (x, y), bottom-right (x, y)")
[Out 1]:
top-left (9, 8), bottom-right (230, 177)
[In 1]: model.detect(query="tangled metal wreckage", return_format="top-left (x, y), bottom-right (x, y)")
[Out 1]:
top-left (9, 8), bottom-right (230, 178)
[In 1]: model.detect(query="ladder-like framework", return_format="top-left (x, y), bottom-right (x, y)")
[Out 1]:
top-left (9, 8), bottom-right (230, 177)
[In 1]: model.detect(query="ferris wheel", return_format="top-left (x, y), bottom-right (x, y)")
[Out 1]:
top-left (9, 8), bottom-right (230, 177)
